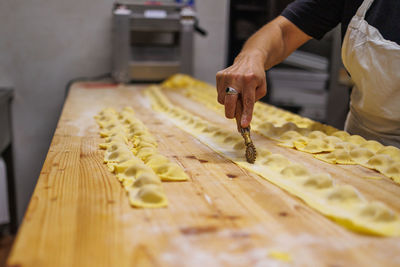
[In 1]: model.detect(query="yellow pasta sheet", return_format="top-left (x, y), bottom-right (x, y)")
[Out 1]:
top-left (146, 85), bottom-right (400, 237)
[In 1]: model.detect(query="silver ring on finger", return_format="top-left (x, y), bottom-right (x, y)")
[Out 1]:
top-left (225, 87), bottom-right (238, 95)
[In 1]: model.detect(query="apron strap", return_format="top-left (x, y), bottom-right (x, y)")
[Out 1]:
top-left (356, 0), bottom-right (375, 18)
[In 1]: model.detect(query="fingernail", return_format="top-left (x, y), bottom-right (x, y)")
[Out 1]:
top-left (241, 115), bottom-right (248, 127)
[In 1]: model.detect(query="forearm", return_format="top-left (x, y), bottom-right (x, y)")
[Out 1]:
top-left (236, 16), bottom-right (312, 70)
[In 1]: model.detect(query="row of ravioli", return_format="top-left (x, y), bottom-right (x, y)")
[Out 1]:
top-left (147, 86), bottom-right (247, 151)
top-left (161, 74), bottom-right (400, 185)
top-left (95, 106), bottom-right (189, 208)
top-left (161, 75), bottom-right (337, 139)
top-left (254, 121), bottom-right (400, 184)
top-left (161, 74), bottom-right (321, 129)
top-left (145, 85), bottom-right (400, 236)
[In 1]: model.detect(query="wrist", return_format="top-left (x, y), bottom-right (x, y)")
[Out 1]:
top-left (234, 49), bottom-right (267, 69)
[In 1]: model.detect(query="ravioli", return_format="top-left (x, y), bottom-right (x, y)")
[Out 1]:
top-left (129, 184), bottom-right (168, 208)
top-left (315, 149), bottom-right (355, 165)
top-left (313, 139), bottom-right (400, 183)
top-left (303, 173), bottom-right (333, 189)
top-left (260, 154), bottom-right (290, 171)
top-left (383, 163), bottom-right (400, 183)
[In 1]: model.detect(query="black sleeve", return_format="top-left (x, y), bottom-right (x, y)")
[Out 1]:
top-left (281, 0), bottom-right (345, 40)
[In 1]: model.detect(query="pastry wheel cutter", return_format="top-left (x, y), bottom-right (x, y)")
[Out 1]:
top-left (239, 126), bottom-right (257, 164)
top-left (228, 86), bottom-right (257, 163)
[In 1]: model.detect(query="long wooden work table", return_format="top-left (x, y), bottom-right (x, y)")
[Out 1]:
top-left (7, 81), bottom-right (400, 267)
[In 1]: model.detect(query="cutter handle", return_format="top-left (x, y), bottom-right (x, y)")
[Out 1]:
top-left (241, 129), bottom-right (252, 145)
top-left (235, 97), bottom-right (252, 144)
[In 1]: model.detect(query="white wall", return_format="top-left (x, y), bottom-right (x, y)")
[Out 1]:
top-left (0, 0), bottom-right (114, 222)
top-left (194, 0), bottom-right (229, 84)
top-left (0, 0), bottom-right (229, 223)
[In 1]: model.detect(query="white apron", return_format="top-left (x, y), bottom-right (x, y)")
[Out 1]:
top-left (342, 0), bottom-right (400, 147)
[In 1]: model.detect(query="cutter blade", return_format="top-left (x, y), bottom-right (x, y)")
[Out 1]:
top-left (245, 143), bottom-right (257, 163)
top-left (240, 127), bottom-right (257, 164)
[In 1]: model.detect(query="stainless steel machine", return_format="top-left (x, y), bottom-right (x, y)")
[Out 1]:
top-left (112, 1), bottom-right (204, 83)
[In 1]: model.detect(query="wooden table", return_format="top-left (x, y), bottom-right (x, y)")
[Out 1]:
top-left (7, 82), bottom-right (400, 267)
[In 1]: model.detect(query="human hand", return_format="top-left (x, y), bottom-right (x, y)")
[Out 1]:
top-left (216, 52), bottom-right (267, 128)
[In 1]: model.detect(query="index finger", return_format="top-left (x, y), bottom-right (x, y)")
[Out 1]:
top-left (240, 83), bottom-right (256, 128)
top-left (235, 98), bottom-right (243, 132)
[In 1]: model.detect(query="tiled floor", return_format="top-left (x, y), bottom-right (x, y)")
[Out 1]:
top-left (0, 234), bottom-right (14, 267)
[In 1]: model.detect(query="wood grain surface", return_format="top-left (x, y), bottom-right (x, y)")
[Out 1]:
top-left (7, 82), bottom-right (400, 267)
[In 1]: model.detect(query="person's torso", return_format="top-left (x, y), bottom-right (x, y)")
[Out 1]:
top-left (342, 0), bottom-right (400, 139)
